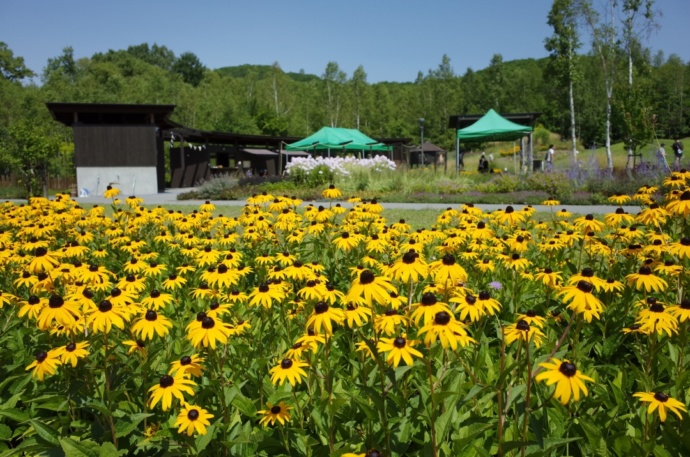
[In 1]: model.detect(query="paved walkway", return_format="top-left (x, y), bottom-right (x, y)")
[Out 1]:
top-left (68, 187), bottom-right (638, 215)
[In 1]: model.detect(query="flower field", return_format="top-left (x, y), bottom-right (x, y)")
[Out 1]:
top-left (1, 174), bottom-right (690, 457)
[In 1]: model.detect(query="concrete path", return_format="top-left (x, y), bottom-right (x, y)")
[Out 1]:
top-left (67, 187), bottom-right (639, 215)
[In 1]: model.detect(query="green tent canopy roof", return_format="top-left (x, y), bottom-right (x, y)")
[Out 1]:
top-left (285, 127), bottom-right (391, 152)
top-left (456, 109), bottom-right (532, 141)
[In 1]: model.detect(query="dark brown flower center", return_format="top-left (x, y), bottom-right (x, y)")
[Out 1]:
top-left (48, 295), bottom-right (64, 308)
top-left (421, 293), bottom-right (437, 306)
top-left (314, 302), bottom-right (329, 314)
top-left (271, 405), bottom-right (282, 414)
top-left (393, 337), bottom-right (406, 348)
top-left (259, 283), bottom-right (270, 293)
top-left (159, 375), bottom-right (174, 388)
top-left (281, 358), bottom-right (293, 369)
top-left (654, 392), bottom-right (669, 402)
top-left (99, 300), bottom-right (113, 312)
top-left (516, 319), bottom-right (530, 332)
top-left (360, 270), bottom-right (375, 285)
top-left (201, 317), bottom-right (215, 329)
top-left (434, 311), bottom-right (451, 326)
top-left (36, 351), bottom-right (48, 362)
top-left (145, 310), bottom-right (157, 321)
top-left (559, 362), bottom-right (577, 377)
top-left (478, 291), bottom-right (490, 300)
top-left (402, 251), bottom-right (417, 264)
top-left (442, 254), bottom-right (455, 266)
top-left (576, 281), bottom-right (593, 293)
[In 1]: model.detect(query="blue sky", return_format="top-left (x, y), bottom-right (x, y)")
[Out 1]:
top-left (3, 0), bottom-right (688, 83)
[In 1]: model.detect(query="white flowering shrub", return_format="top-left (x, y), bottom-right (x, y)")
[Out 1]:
top-left (285, 155), bottom-right (396, 186)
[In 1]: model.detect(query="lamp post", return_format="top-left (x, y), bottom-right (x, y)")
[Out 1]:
top-left (418, 118), bottom-right (425, 167)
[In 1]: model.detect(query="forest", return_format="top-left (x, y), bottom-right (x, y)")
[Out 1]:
top-left (0, 0), bottom-right (688, 179)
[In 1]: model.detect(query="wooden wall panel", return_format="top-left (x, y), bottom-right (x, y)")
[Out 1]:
top-left (74, 126), bottom-right (158, 167)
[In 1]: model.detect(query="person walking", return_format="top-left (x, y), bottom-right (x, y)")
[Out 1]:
top-left (656, 143), bottom-right (670, 173)
top-left (545, 145), bottom-right (555, 171)
top-left (672, 138), bottom-right (684, 170)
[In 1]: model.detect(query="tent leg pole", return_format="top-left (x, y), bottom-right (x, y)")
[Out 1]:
top-left (455, 137), bottom-right (460, 175)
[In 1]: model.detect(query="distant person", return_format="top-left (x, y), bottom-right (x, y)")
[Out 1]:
top-left (245, 168), bottom-right (252, 177)
top-left (458, 151), bottom-right (465, 170)
top-left (656, 143), bottom-right (670, 172)
top-left (478, 152), bottom-right (489, 173)
top-left (488, 152), bottom-right (494, 164)
top-left (672, 138), bottom-right (684, 169)
top-left (545, 144), bottom-right (555, 171)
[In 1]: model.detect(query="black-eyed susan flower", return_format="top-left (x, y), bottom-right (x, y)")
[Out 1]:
top-left (429, 254), bottom-right (467, 286)
top-left (269, 358), bottom-right (308, 386)
top-left (387, 250), bottom-right (429, 283)
top-left (625, 265), bottom-right (668, 293)
top-left (633, 392), bottom-right (687, 422)
top-left (169, 354), bottom-right (206, 378)
top-left (417, 311), bottom-right (475, 350)
top-left (534, 268), bottom-right (562, 288)
top-left (346, 270), bottom-right (396, 306)
top-left (374, 308), bottom-right (408, 336)
top-left (28, 247), bottom-right (60, 274)
top-left (162, 273), bottom-right (188, 291)
top-left (186, 315), bottom-right (231, 349)
top-left (668, 298), bottom-right (690, 323)
top-left (36, 294), bottom-right (81, 330)
top-left (411, 293), bottom-right (451, 326)
top-left (17, 295), bottom-right (46, 320)
top-left (635, 301), bottom-right (678, 336)
top-left (542, 198), bottom-right (560, 206)
top-left (258, 402), bottom-right (292, 427)
top-left (132, 309), bottom-right (173, 340)
top-left (306, 301), bottom-right (345, 335)
top-left (87, 300), bottom-right (129, 333)
top-left (174, 403), bottom-right (214, 436)
top-left (123, 339), bottom-right (146, 355)
top-left (503, 319), bottom-right (546, 348)
top-left (148, 373), bottom-right (196, 411)
top-left (665, 190), bottom-right (690, 216)
top-left (344, 301), bottom-right (372, 328)
top-left (669, 237), bottom-right (690, 260)
top-left (377, 336), bottom-right (423, 367)
top-left (52, 341), bottom-right (89, 367)
top-left (248, 282), bottom-right (283, 309)
top-left (535, 358), bottom-right (593, 405)
top-left (556, 281), bottom-right (604, 323)
top-left (103, 185), bottom-right (120, 199)
top-left (25, 349), bottom-right (61, 381)
top-left (322, 185), bottom-right (342, 199)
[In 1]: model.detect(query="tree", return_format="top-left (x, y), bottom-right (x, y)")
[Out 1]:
top-left (349, 65), bottom-right (369, 130)
top-left (322, 62), bottom-right (347, 127)
top-left (44, 46), bottom-right (77, 83)
top-left (173, 52), bottom-right (205, 87)
top-left (0, 121), bottom-right (60, 199)
top-left (545, 0), bottom-right (581, 163)
top-left (0, 42), bottom-right (35, 82)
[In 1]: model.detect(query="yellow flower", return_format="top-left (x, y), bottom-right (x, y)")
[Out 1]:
top-left (503, 319), bottom-right (546, 348)
top-left (376, 336), bottom-right (423, 367)
top-left (148, 374), bottom-right (196, 411)
top-left (269, 358), bottom-right (308, 386)
top-left (132, 309), bottom-right (173, 340)
top-left (52, 341), bottom-right (89, 367)
top-left (417, 311), bottom-right (475, 350)
top-left (174, 403), bottom-right (214, 436)
top-left (625, 265), bottom-right (668, 293)
top-left (535, 358), bottom-right (594, 405)
top-left (103, 185), bottom-right (120, 199)
top-left (633, 392), bottom-right (687, 422)
top-left (306, 301), bottom-right (345, 335)
top-left (258, 401), bottom-right (292, 427)
top-left (25, 349), bottom-right (61, 381)
top-left (322, 185), bottom-right (342, 199)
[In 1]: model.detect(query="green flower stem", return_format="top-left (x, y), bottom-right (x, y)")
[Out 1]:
top-left (425, 357), bottom-right (438, 457)
top-left (521, 342), bottom-right (533, 457)
top-left (102, 332), bottom-right (117, 448)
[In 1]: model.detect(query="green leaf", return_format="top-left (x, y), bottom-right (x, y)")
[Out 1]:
top-left (0, 408), bottom-right (29, 423)
top-left (114, 413), bottom-right (151, 438)
top-left (59, 437), bottom-right (100, 457)
top-left (194, 423), bottom-right (215, 453)
top-left (0, 423), bottom-right (12, 440)
top-left (98, 442), bottom-right (124, 457)
top-left (28, 419), bottom-right (60, 446)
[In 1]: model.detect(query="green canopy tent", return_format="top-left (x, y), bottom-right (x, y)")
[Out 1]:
top-left (285, 127), bottom-right (391, 154)
top-left (455, 109), bottom-right (533, 173)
